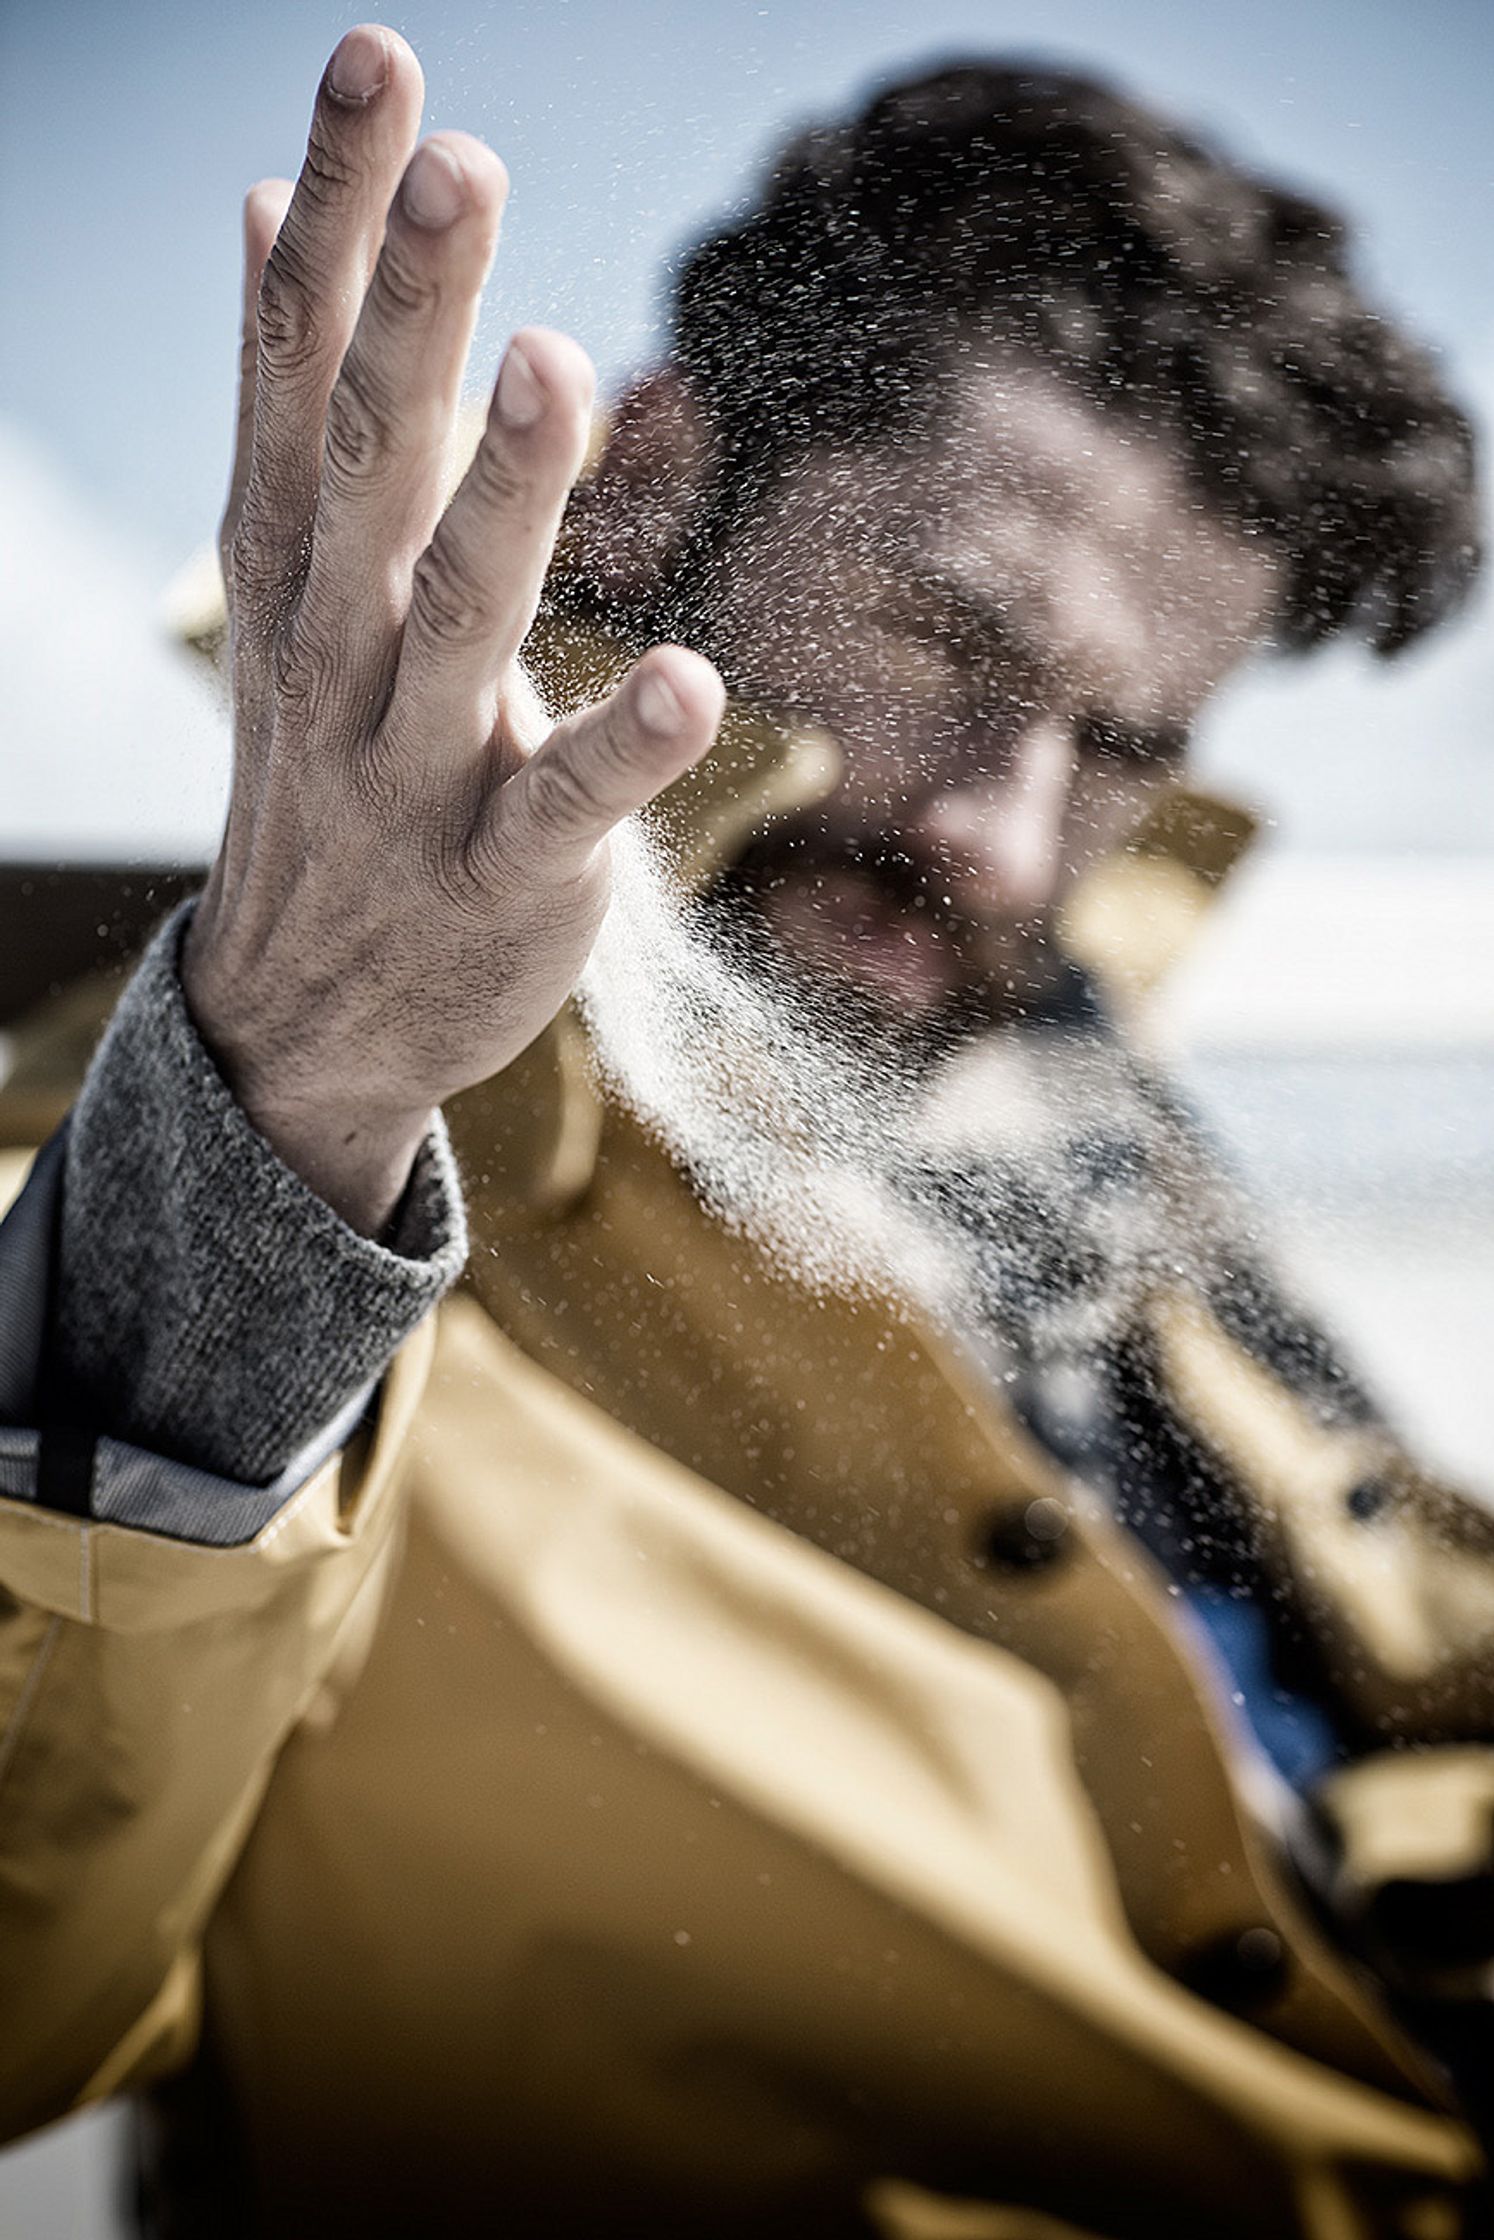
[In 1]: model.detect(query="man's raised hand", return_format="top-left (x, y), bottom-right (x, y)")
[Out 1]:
top-left (184, 25), bottom-right (724, 1233)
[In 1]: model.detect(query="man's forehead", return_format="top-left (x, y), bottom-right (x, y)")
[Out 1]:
top-left (779, 361), bottom-right (1281, 715)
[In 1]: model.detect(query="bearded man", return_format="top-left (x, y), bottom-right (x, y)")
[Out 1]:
top-left (1, 26), bottom-right (1491, 2239)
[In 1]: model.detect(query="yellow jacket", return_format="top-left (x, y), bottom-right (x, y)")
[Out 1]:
top-left (1, 647), bottom-right (1492, 2238)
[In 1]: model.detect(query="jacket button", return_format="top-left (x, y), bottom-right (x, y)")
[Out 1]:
top-left (978, 1497), bottom-right (1071, 1572)
top-left (1181, 1925), bottom-right (1288, 2012)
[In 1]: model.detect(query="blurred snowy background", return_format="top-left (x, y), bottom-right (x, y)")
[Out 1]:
top-left (1, 0), bottom-right (1490, 2227)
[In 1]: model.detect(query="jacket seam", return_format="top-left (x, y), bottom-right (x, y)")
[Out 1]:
top-left (0, 1496), bottom-right (80, 1534)
top-left (0, 1613), bottom-right (61, 1801)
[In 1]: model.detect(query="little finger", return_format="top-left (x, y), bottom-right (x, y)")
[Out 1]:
top-left (221, 178), bottom-right (294, 567)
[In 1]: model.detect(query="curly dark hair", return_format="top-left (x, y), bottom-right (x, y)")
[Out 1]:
top-left (670, 63), bottom-right (1480, 654)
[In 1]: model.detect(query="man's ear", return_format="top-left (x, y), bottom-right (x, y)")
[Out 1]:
top-left (555, 365), bottom-right (719, 607)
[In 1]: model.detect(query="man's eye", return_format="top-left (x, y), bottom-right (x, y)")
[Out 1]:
top-left (1075, 714), bottom-right (1190, 768)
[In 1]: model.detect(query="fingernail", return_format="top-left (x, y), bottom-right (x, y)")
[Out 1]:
top-left (496, 342), bottom-right (545, 428)
top-left (403, 142), bottom-right (466, 230)
top-left (635, 671), bottom-right (684, 735)
top-left (328, 26), bottom-right (387, 102)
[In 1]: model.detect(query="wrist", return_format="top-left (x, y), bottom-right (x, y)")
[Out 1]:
top-left (180, 917), bottom-right (431, 1238)
top-left (232, 1087), bottom-right (433, 1239)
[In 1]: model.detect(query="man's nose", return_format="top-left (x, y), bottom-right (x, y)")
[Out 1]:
top-left (914, 719), bottom-right (1076, 917)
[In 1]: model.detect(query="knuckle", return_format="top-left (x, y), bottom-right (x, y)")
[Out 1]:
top-left (408, 542), bottom-right (490, 648)
top-left (370, 238), bottom-right (441, 326)
top-left (227, 478), bottom-right (309, 608)
top-left (299, 120), bottom-right (362, 209)
top-left (577, 704), bottom-right (638, 797)
top-left (256, 241), bottom-right (322, 379)
top-left (522, 742), bottom-right (606, 839)
top-left (466, 439), bottom-right (532, 520)
top-left (347, 739), bottom-right (417, 830)
top-left (270, 612), bottom-right (339, 720)
top-left (226, 505), bottom-right (272, 597)
top-left (322, 362), bottom-right (402, 495)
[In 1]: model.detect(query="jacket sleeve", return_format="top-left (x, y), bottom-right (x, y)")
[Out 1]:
top-left (50, 901), bottom-right (467, 1493)
top-left (0, 909), bottom-right (466, 2136)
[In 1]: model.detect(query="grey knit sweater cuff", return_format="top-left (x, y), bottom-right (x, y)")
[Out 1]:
top-left (57, 902), bottom-right (468, 1486)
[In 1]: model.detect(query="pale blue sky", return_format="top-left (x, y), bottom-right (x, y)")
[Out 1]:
top-left (1, 0), bottom-right (1490, 863)
top-left (2, 0), bottom-right (1490, 569)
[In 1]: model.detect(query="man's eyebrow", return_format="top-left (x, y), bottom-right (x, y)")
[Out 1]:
top-left (898, 563), bottom-right (1191, 761)
top-left (898, 565), bottom-right (1046, 670)
top-left (1074, 712), bottom-right (1192, 764)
